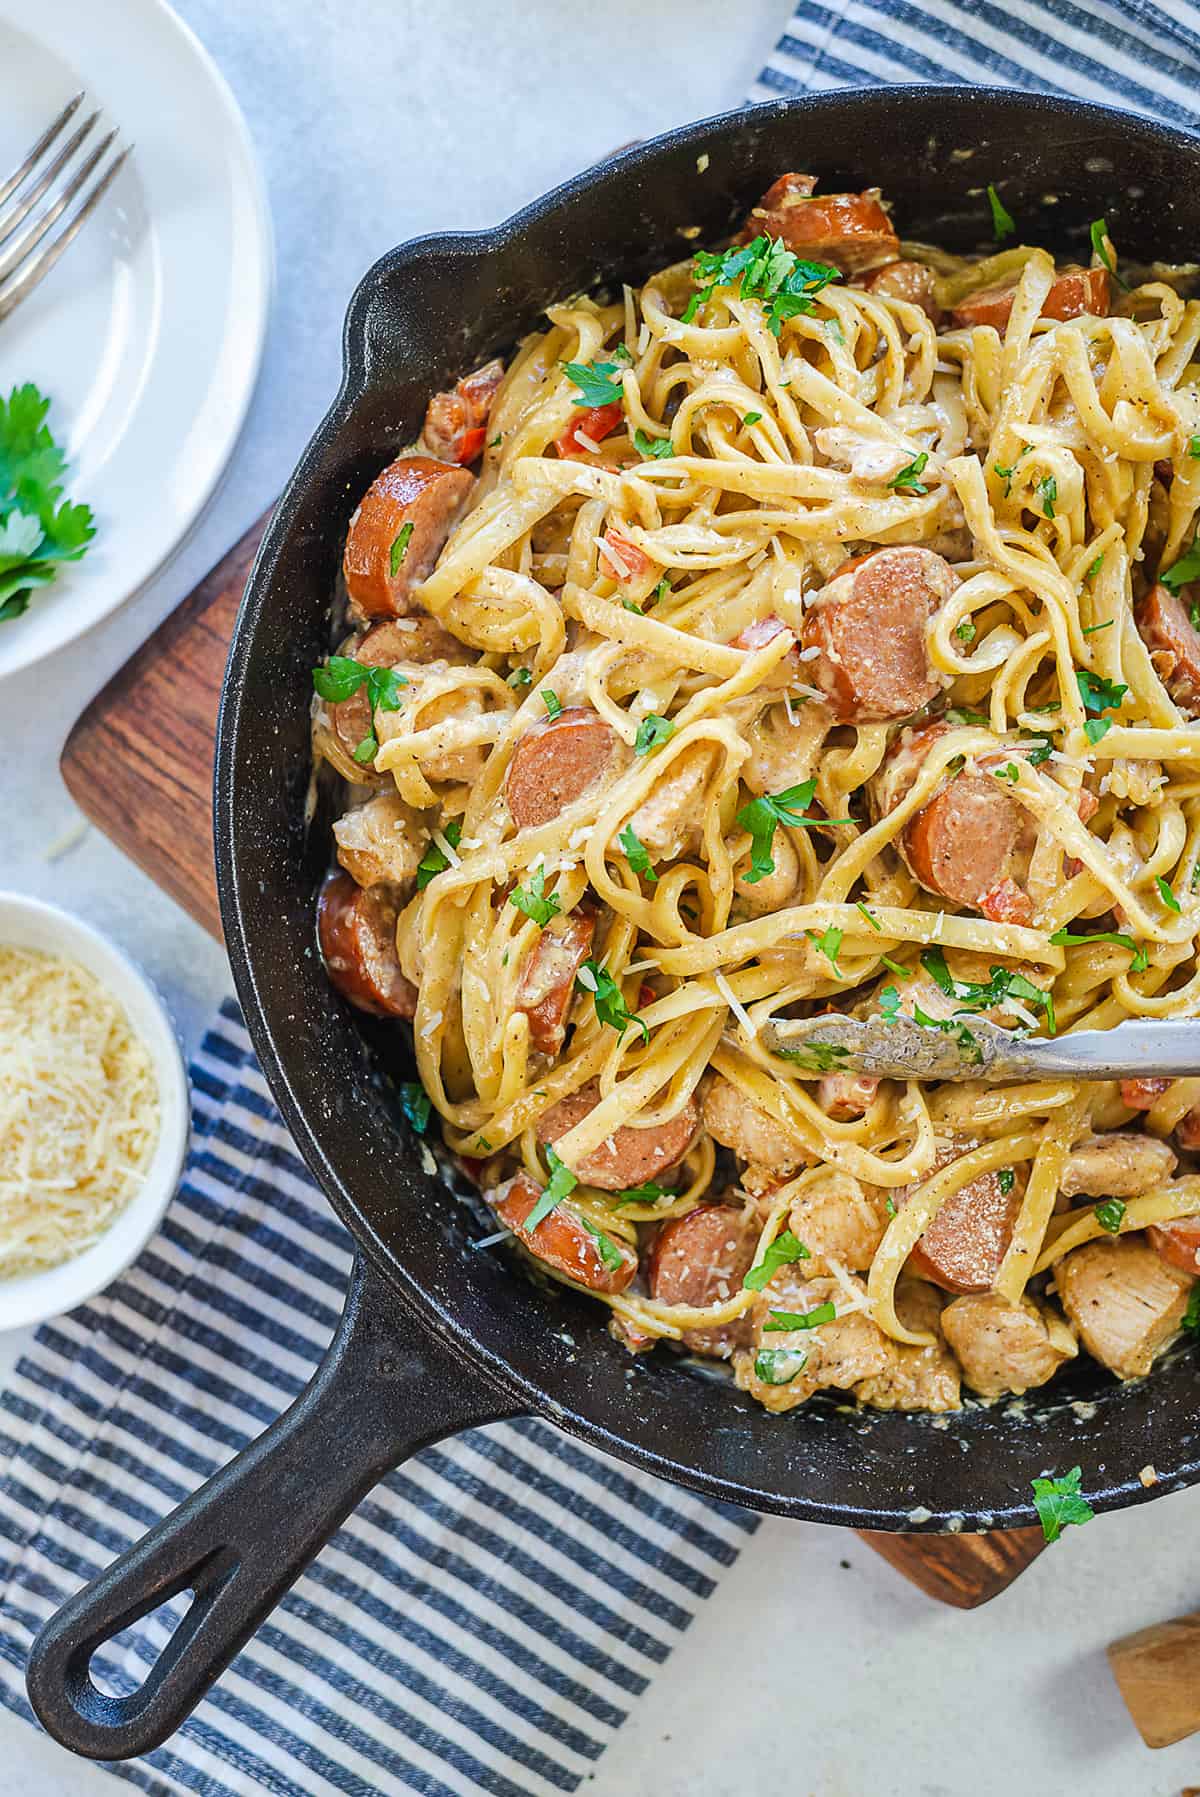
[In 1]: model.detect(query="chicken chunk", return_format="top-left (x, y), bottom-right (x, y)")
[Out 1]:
top-left (941, 1293), bottom-right (1078, 1398)
top-left (857, 1280), bottom-right (961, 1412)
top-left (1059, 1133), bottom-right (1178, 1200)
top-left (332, 791), bottom-right (428, 893)
top-left (627, 745), bottom-right (716, 861)
top-left (701, 1072), bottom-right (810, 1175)
top-left (1054, 1237), bottom-right (1193, 1380)
top-left (733, 1269), bottom-right (894, 1414)
top-left (788, 1175), bottom-right (890, 1275)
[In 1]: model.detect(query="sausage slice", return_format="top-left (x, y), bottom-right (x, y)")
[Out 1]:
top-left (491, 1171), bottom-right (636, 1293)
top-left (1149, 1219), bottom-right (1200, 1276)
top-left (1121, 1077), bottom-right (1174, 1111)
top-left (515, 907), bottom-right (596, 1057)
top-left (1137, 583), bottom-right (1200, 716)
top-left (505, 708), bottom-right (626, 829)
top-left (951, 265), bottom-right (1109, 333)
top-left (343, 455), bottom-right (474, 621)
top-left (742, 173), bottom-right (899, 274)
top-left (800, 547), bottom-right (958, 723)
top-left (422, 358), bottom-right (505, 465)
top-left (536, 1076), bottom-right (699, 1191)
top-left (317, 872), bottom-right (416, 1017)
top-left (648, 1202), bottom-right (759, 1356)
top-left (871, 722), bottom-right (1036, 917)
top-left (860, 259), bottom-right (941, 322)
top-left (905, 1160), bottom-right (1027, 1295)
top-left (328, 617), bottom-right (468, 764)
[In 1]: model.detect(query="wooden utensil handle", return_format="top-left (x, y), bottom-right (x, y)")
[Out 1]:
top-left (60, 510), bottom-right (1048, 1609)
top-left (1108, 1610), bottom-right (1200, 1747)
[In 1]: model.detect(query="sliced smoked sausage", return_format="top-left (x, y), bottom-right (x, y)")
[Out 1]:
top-left (860, 259), bottom-right (941, 322)
top-left (505, 708), bottom-right (627, 829)
top-left (871, 722), bottom-right (1036, 922)
top-left (491, 1170), bottom-right (637, 1293)
top-left (742, 173), bottom-right (899, 274)
top-left (1121, 1077), bottom-right (1174, 1111)
top-left (799, 546), bottom-right (958, 723)
top-left (951, 266), bottom-right (1109, 333)
top-left (648, 1201), bottom-right (759, 1355)
top-left (905, 1160), bottom-right (1027, 1295)
top-left (515, 907), bottom-right (596, 1057)
top-left (1137, 583), bottom-right (1200, 716)
top-left (328, 617), bottom-right (469, 764)
top-left (317, 872), bottom-right (416, 1017)
top-left (536, 1076), bottom-right (699, 1191)
top-left (423, 358), bottom-right (505, 465)
top-left (1149, 1218), bottom-right (1200, 1276)
top-left (343, 455), bottom-right (474, 621)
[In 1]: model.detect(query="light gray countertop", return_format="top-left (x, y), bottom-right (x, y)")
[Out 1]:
top-left (1, 2), bottom-right (1199, 1791)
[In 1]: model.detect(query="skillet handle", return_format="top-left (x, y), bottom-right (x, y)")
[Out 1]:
top-left (25, 1256), bottom-right (523, 1760)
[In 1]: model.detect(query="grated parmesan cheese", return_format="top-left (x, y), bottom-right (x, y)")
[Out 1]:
top-left (432, 828), bottom-right (461, 868)
top-left (0, 948), bottom-right (159, 1279)
top-left (714, 971), bottom-right (757, 1038)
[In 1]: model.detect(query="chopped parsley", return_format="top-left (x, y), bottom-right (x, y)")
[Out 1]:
top-left (1037, 475), bottom-right (1057, 520)
top-left (541, 688), bottom-right (562, 719)
top-left (634, 428), bottom-right (673, 459)
top-left (634, 713), bottom-right (675, 756)
top-left (399, 1082), bottom-right (431, 1133)
top-left (955, 617), bottom-right (977, 644)
top-left (1184, 1287), bottom-right (1200, 1334)
top-left (1083, 717), bottom-right (1111, 746)
top-left (754, 1348), bottom-right (809, 1386)
top-left (619, 823), bottom-right (658, 882)
top-left (1081, 619), bottom-right (1112, 636)
top-left (743, 1229), bottom-right (811, 1292)
top-left (577, 959), bottom-right (648, 1042)
top-left (1095, 1198), bottom-right (1126, 1235)
top-left (764, 1301), bottom-right (837, 1333)
top-left (992, 762), bottom-right (1021, 784)
top-left (1157, 875), bottom-right (1182, 914)
top-left (0, 383), bottom-right (96, 624)
top-left (508, 865), bottom-right (562, 927)
top-left (987, 182), bottom-right (1015, 241)
top-left (921, 946), bottom-right (1056, 1035)
top-left (682, 235), bottom-right (842, 335)
top-left (312, 655), bottom-right (408, 761)
top-left (654, 575), bottom-right (671, 605)
top-left (881, 956), bottom-right (912, 979)
top-left (944, 706), bottom-right (990, 727)
top-left (878, 983), bottom-right (902, 1024)
top-left (1162, 536), bottom-right (1200, 592)
top-left (1031, 1466), bottom-right (1095, 1543)
top-left (1075, 668), bottom-right (1128, 716)
top-left (1089, 218), bottom-right (1127, 290)
top-left (743, 411), bottom-right (763, 426)
top-left (808, 925), bottom-right (844, 976)
top-left (885, 1196), bottom-right (897, 1218)
top-left (524, 1147), bottom-right (578, 1231)
top-left (998, 1168), bottom-right (1015, 1195)
top-left (856, 901), bottom-right (882, 932)
top-left (581, 1216), bottom-right (626, 1272)
top-left (564, 360), bottom-right (624, 408)
top-left (1191, 436), bottom-right (1200, 460)
top-left (614, 1179), bottom-right (673, 1207)
top-left (507, 665), bottom-right (533, 688)
top-left (388, 521), bottom-right (414, 576)
top-left (1084, 552), bottom-right (1105, 581)
top-left (736, 778), bottom-right (850, 883)
top-left (1020, 732), bottom-right (1055, 766)
top-left (416, 818), bottom-right (462, 889)
top-left (889, 451), bottom-right (930, 495)
top-left (1049, 926), bottom-right (1149, 974)
top-left (910, 1005), bottom-right (983, 1063)
top-left (774, 1040), bottom-right (850, 1072)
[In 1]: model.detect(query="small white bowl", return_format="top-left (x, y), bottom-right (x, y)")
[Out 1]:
top-left (0, 892), bottom-right (190, 1332)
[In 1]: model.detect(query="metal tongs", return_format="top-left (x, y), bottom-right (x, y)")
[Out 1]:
top-left (760, 1013), bottom-right (1200, 1083)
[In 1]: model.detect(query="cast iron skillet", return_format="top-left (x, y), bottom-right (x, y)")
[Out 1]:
top-left (27, 86), bottom-right (1200, 1760)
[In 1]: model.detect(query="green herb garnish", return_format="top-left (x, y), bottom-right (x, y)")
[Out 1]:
top-left (1083, 717), bottom-right (1111, 746)
top-left (889, 452), bottom-right (930, 495)
top-left (1184, 1287), bottom-right (1200, 1334)
top-left (1084, 553), bottom-right (1105, 581)
top-left (743, 1229), bottom-right (811, 1292)
top-left (1031, 1466), bottom-right (1095, 1543)
top-left (389, 521), bottom-right (414, 576)
top-left (1095, 1199), bottom-right (1126, 1235)
top-left (634, 428), bottom-right (673, 459)
top-left (564, 360), bottom-right (624, 408)
top-left (920, 947), bottom-right (1056, 1035)
top-left (682, 235), bottom-right (841, 335)
top-left (619, 823), bottom-right (658, 882)
top-left (508, 865), bottom-right (563, 928)
top-left (577, 959), bottom-right (648, 1042)
top-left (1038, 475), bottom-right (1057, 520)
top-left (743, 412), bottom-right (763, 427)
top-left (753, 1348), bottom-right (809, 1386)
top-left (987, 183), bottom-right (1015, 241)
top-left (0, 384), bottom-right (96, 624)
top-left (1088, 218), bottom-right (1127, 290)
top-left (1075, 668), bottom-right (1127, 715)
top-left (774, 1040), bottom-right (850, 1072)
top-left (415, 818), bottom-right (462, 889)
top-left (764, 1301), bottom-right (837, 1333)
top-left (1157, 875), bottom-right (1182, 914)
top-left (507, 666), bottom-right (533, 688)
top-left (1049, 926), bottom-right (1148, 974)
top-left (808, 925), bottom-right (843, 976)
top-left (998, 1168), bottom-right (1015, 1195)
top-left (955, 617), bottom-right (977, 644)
top-left (581, 1216), bottom-right (626, 1272)
top-left (1082, 619), bottom-right (1112, 636)
top-left (736, 778), bottom-right (850, 883)
top-left (400, 1082), bottom-right (431, 1133)
top-left (542, 688), bottom-right (562, 719)
top-left (524, 1146), bottom-right (578, 1231)
top-left (993, 445), bottom-right (1030, 497)
top-left (634, 713), bottom-right (674, 756)
top-left (856, 901), bottom-right (882, 932)
top-left (1162, 536), bottom-right (1200, 592)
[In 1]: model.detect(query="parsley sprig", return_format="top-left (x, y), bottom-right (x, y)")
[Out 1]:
top-left (0, 384), bottom-right (96, 624)
top-left (1162, 536), bottom-right (1200, 593)
top-left (1089, 218), bottom-right (1128, 291)
top-left (1031, 1466), bottom-right (1095, 1543)
top-left (987, 183), bottom-right (1015, 241)
top-left (508, 866), bottom-right (563, 928)
top-left (312, 655), bottom-right (408, 761)
top-left (889, 452), bottom-right (930, 495)
top-left (743, 1229), bottom-right (811, 1292)
top-left (1049, 926), bottom-right (1149, 974)
top-left (523, 1147), bottom-right (579, 1232)
top-left (577, 959), bottom-right (648, 1042)
top-left (619, 823), bottom-right (658, 882)
top-left (737, 779), bottom-right (851, 884)
top-left (764, 1301), bottom-right (837, 1333)
top-left (416, 819), bottom-right (462, 889)
top-left (921, 945), bottom-right (1056, 1035)
top-left (564, 360), bottom-right (625, 409)
top-left (682, 235), bottom-right (841, 336)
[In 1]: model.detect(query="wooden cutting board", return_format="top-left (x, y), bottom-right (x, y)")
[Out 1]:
top-left (60, 511), bottom-right (1047, 1608)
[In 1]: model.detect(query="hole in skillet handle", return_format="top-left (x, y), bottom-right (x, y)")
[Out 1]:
top-left (25, 1257), bottom-right (523, 1761)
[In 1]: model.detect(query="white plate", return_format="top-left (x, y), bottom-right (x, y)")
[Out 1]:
top-left (0, 0), bottom-right (271, 679)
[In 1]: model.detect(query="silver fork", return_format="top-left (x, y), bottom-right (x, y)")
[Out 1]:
top-left (0, 92), bottom-right (131, 325)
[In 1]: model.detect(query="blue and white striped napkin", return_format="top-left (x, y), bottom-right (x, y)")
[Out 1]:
top-left (0, 1003), bottom-right (756, 1796)
top-left (5, 6), bottom-right (1200, 1792)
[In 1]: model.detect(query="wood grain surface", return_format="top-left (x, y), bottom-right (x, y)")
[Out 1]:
top-left (59, 513), bottom-right (1048, 1609)
top-left (1107, 1610), bottom-right (1200, 1747)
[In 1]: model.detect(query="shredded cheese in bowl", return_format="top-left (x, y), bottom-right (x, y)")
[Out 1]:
top-left (0, 947), bottom-right (160, 1280)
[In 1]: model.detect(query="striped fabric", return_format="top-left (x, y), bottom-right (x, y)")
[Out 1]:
top-left (0, 1002), bottom-right (755, 1796)
top-left (751, 0), bottom-right (1200, 128)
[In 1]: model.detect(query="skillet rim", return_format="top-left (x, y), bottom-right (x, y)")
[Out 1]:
top-left (216, 84), bottom-right (1200, 1532)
